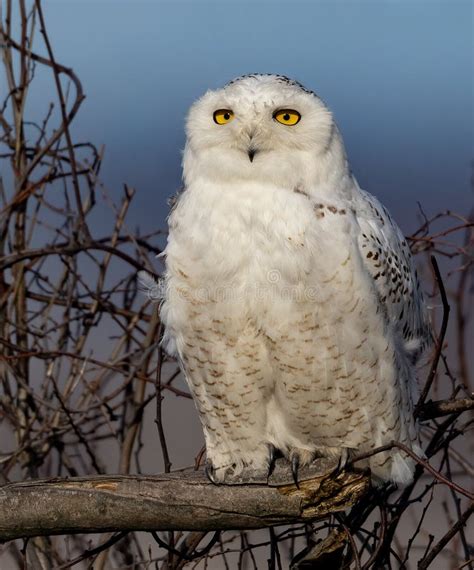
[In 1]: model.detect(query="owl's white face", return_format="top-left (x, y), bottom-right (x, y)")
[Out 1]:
top-left (183, 74), bottom-right (345, 188)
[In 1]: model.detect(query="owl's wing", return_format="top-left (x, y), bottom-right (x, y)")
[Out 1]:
top-left (354, 188), bottom-right (432, 362)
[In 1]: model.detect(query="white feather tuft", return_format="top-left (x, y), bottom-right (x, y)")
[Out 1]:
top-left (137, 270), bottom-right (164, 302)
top-left (390, 452), bottom-right (415, 486)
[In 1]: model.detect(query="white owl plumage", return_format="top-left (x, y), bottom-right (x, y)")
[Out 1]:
top-left (161, 74), bottom-right (431, 486)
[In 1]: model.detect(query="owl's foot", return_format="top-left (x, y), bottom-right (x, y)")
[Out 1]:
top-left (205, 458), bottom-right (270, 484)
top-left (205, 459), bottom-right (238, 484)
top-left (322, 447), bottom-right (353, 479)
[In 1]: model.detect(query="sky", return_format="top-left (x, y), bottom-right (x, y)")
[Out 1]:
top-left (1, 4), bottom-right (471, 566)
top-left (35, 0), bottom-right (473, 237)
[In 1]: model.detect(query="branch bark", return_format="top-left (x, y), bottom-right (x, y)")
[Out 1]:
top-left (0, 460), bottom-right (369, 542)
top-left (417, 397), bottom-right (474, 421)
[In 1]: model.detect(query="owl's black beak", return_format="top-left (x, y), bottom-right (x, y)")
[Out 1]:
top-left (248, 148), bottom-right (257, 162)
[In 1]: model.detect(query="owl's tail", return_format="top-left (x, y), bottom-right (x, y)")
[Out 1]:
top-left (368, 441), bottom-right (424, 487)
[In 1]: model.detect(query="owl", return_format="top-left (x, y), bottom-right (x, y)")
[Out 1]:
top-left (161, 74), bottom-right (431, 487)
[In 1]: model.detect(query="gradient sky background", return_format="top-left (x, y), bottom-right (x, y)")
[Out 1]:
top-left (1, 3), bottom-right (472, 567)
top-left (38, 0), bottom-right (473, 239)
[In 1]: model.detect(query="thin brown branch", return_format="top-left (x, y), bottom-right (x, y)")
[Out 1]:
top-left (417, 502), bottom-right (474, 570)
top-left (416, 255), bottom-right (451, 414)
top-left (155, 324), bottom-right (172, 473)
top-left (352, 441), bottom-right (474, 501)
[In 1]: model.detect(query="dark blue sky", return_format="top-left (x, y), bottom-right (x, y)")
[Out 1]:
top-left (38, 0), bottom-right (473, 235)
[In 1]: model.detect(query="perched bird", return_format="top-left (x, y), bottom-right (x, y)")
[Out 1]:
top-left (161, 74), bottom-right (431, 486)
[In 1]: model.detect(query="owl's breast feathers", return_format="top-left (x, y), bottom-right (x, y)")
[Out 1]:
top-left (167, 180), bottom-right (430, 360)
top-left (167, 179), bottom-right (354, 286)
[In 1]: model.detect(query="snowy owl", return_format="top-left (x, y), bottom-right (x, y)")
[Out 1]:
top-left (161, 74), bottom-right (431, 487)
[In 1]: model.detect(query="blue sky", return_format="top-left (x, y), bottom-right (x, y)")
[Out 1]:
top-left (35, 0), bottom-right (473, 234)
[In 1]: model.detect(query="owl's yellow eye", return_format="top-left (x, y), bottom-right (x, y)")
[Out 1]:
top-left (213, 109), bottom-right (234, 124)
top-left (273, 109), bottom-right (301, 126)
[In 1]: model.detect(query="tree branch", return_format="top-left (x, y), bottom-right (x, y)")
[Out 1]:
top-left (0, 460), bottom-right (369, 542)
top-left (0, 396), bottom-right (471, 544)
top-left (417, 397), bottom-right (474, 421)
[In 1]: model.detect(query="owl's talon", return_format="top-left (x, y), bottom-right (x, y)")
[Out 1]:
top-left (267, 444), bottom-right (278, 480)
top-left (291, 454), bottom-right (300, 489)
top-left (205, 462), bottom-right (219, 485)
top-left (329, 448), bottom-right (350, 478)
top-left (337, 448), bottom-right (349, 471)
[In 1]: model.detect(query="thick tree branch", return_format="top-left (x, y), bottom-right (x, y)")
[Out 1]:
top-left (0, 460), bottom-right (369, 542)
top-left (0, 396), bottom-right (471, 545)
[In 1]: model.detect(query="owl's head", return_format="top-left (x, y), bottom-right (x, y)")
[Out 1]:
top-left (183, 74), bottom-right (347, 188)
